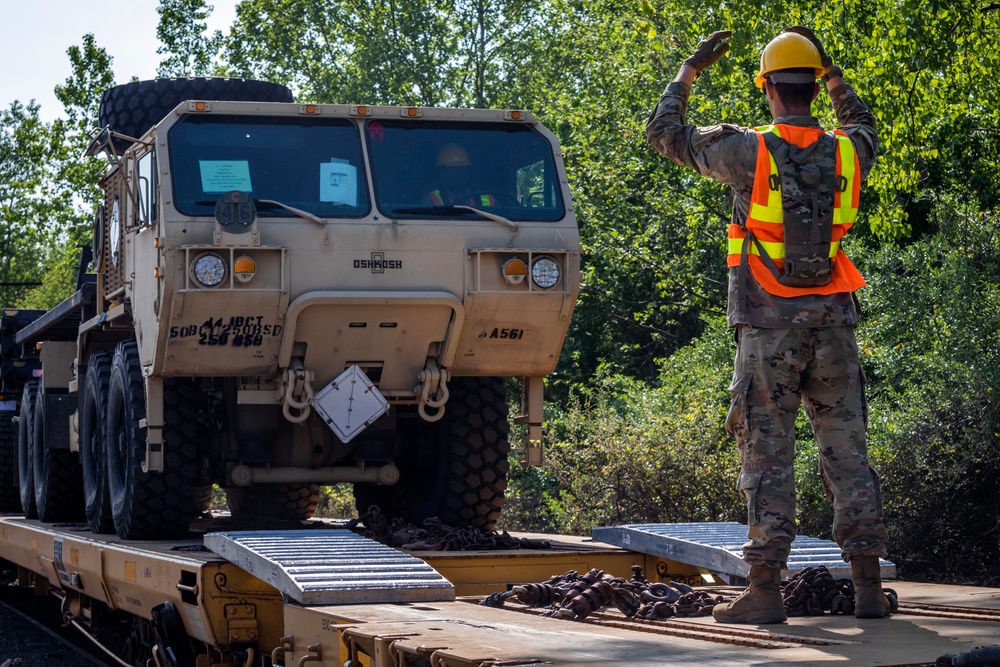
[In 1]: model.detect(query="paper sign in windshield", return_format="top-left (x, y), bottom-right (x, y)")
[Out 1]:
top-left (320, 159), bottom-right (358, 206)
top-left (200, 160), bottom-right (252, 193)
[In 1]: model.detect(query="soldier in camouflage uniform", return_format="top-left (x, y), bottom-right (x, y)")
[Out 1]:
top-left (646, 27), bottom-right (890, 623)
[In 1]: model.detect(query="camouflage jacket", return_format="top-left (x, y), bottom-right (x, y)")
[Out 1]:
top-left (645, 80), bottom-right (878, 328)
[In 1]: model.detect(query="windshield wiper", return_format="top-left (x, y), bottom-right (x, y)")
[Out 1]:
top-left (256, 199), bottom-right (326, 227)
top-left (452, 205), bottom-right (519, 231)
top-left (391, 205), bottom-right (519, 232)
top-left (194, 198), bottom-right (327, 227)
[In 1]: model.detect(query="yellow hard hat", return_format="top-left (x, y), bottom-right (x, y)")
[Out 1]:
top-left (755, 32), bottom-right (824, 89)
top-left (436, 143), bottom-right (471, 166)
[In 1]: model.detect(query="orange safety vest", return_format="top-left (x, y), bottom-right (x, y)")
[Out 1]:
top-left (727, 124), bottom-right (866, 297)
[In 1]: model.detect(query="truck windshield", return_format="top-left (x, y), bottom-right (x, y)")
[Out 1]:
top-left (169, 115), bottom-right (371, 219)
top-left (366, 119), bottom-right (565, 222)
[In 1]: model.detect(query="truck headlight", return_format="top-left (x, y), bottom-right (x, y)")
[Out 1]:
top-left (193, 253), bottom-right (227, 287)
top-left (531, 256), bottom-right (560, 289)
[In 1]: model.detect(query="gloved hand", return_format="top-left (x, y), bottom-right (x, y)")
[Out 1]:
top-left (683, 30), bottom-right (733, 75)
top-left (784, 25), bottom-right (833, 69)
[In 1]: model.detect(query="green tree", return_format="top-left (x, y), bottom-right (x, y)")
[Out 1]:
top-left (17, 33), bottom-right (115, 309)
top-left (856, 208), bottom-right (1000, 582)
top-left (156, 0), bottom-right (225, 77)
top-left (633, 0), bottom-right (1000, 240)
top-left (221, 0), bottom-right (450, 104)
top-left (451, 0), bottom-right (538, 107)
top-left (503, 1), bottom-right (733, 384)
top-left (0, 102), bottom-right (64, 306)
top-left (54, 33), bottom-right (115, 130)
top-left (220, 0), bottom-right (542, 107)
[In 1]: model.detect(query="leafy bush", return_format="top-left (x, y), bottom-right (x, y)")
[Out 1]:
top-left (315, 484), bottom-right (358, 519)
top-left (504, 318), bottom-right (741, 535)
top-left (857, 213), bottom-right (1000, 584)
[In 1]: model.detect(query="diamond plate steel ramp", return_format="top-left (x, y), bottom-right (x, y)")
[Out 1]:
top-left (204, 530), bottom-right (455, 605)
top-left (591, 522), bottom-right (895, 582)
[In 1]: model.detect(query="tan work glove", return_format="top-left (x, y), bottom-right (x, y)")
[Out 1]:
top-left (683, 30), bottom-right (733, 75)
top-left (783, 25), bottom-right (834, 69)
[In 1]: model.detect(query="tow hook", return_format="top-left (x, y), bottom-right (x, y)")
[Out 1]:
top-left (281, 359), bottom-right (315, 423)
top-left (415, 358), bottom-right (450, 422)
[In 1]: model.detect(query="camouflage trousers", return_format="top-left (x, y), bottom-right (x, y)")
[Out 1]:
top-left (726, 325), bottom-right (889, 568)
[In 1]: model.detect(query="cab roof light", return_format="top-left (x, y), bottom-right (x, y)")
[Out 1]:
top-left (299, 104), bottom-right (321, 115)
top-left (402, 107), bottom-right (422, 118)
top-left (352, 105), bottom-right (371, 116)
top-left (189, 101), bottom-right (212, 112)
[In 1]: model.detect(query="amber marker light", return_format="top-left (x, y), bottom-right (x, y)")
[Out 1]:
top-left (501, 257), bottom-right (527, 286)
top-left (233, 255), bottom-right (257, 284)
top-left (195, 101), bottom-right (208, 111)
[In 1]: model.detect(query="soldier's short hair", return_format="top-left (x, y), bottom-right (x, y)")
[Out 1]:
top-left (768, 68), bottom-right (817, 110)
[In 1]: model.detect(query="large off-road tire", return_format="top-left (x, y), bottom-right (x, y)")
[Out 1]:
top-left (99, 78), bottom-right (293, 152)
top-left (106, 341), bottom-right (206, 539)
top-left (33, 384), bottom-right (85, 522)
top-left (0, 406), bottom-right (20, 511)
top-left (164, 378), bottom-right (213, 515)
top-left (225, 484), bottom-right (320, 523)
top-left (355, 377), bottom-right (510, 530)
top-left (81, 351), bottom-right (114, 533)
top-left (17, 381), bottom-right (38, 519)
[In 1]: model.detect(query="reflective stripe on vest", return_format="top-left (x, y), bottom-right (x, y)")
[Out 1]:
top-left (728, 237), bottom-right (841, 259)
top-left (833, 130), bottom-right (860, 225)
top-left (428, 189), bottom-right (445, 205)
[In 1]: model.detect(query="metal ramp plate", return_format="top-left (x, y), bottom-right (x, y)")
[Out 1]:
top-left (592, 522), bottom-right (895, 583)
top-left (204, 529), bottom-right (455, 605)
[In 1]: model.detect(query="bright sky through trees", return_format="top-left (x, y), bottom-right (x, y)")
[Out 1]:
top-left (0, 0), bottom-right (237, 120)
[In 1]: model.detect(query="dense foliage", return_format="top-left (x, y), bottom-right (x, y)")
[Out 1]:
top-left (2, 0), bottom-right (999, 583)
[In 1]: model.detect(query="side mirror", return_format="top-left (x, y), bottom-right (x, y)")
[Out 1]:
top-left (84, 127), bottom-right (112, 158)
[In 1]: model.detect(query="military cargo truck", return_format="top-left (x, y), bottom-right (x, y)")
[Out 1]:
top-left (0, 78), bottom-right (581, 539)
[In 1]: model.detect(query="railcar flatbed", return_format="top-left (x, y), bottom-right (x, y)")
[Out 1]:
top-left (1, 516), bottom-right (997, 666)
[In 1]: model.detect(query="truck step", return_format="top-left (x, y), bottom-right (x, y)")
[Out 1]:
top-left (591, 522), bottom-right (895, 583)
top-left (204, 529), bottom-right (455, 605)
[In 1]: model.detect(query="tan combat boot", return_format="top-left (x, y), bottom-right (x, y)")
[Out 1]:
top-left (852, 555), bottom-right (891, 618)
top-left (712, 564), bottom-right (787, 624)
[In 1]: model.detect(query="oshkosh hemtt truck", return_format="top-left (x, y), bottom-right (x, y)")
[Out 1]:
top-left (0, 78), bottom-right (580, 539)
